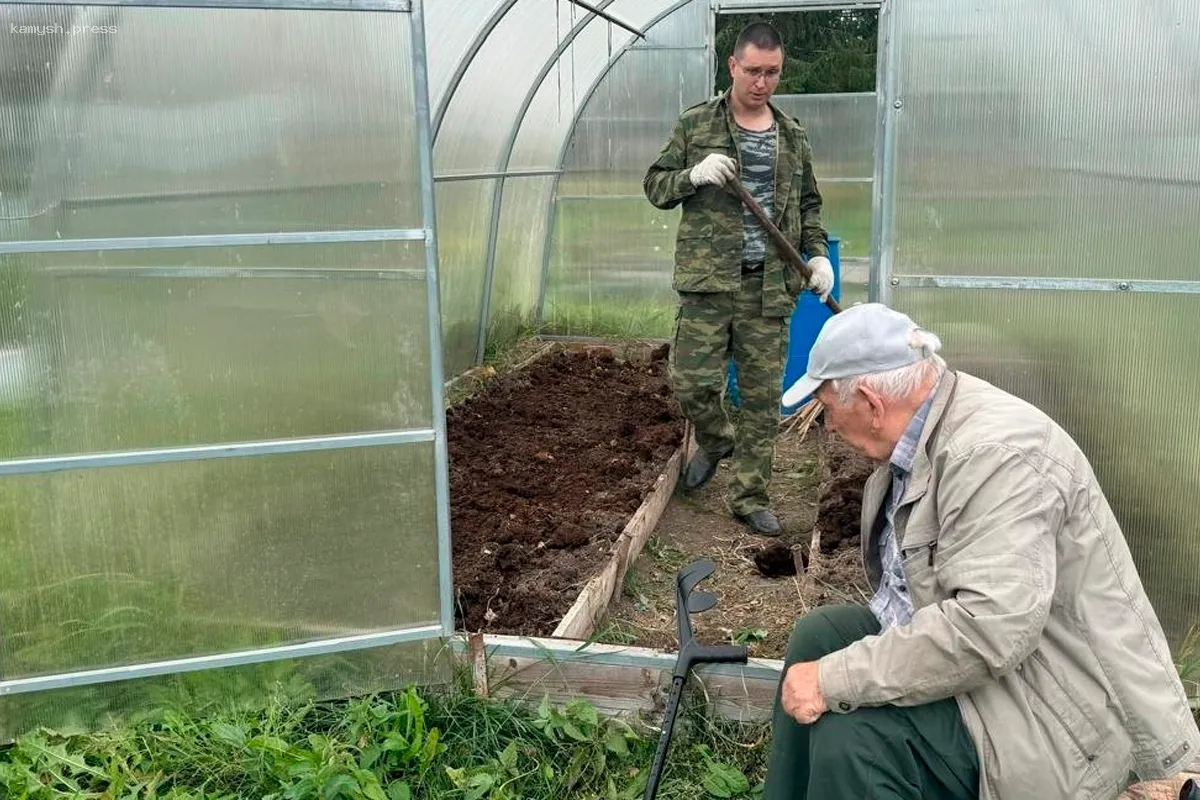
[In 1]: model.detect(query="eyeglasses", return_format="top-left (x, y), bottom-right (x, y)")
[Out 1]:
top-left (734, 60), bottom-right (781, 81)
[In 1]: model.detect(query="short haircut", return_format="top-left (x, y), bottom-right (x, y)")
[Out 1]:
top-left (733, 21), bottom-right (784, 57)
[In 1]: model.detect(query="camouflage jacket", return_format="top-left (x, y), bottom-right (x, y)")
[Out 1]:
top-left (643, 90), bottom-right (828, 317)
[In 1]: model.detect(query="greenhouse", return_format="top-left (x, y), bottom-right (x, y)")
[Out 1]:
top-left (0, 0), bottom-right (1197, 795)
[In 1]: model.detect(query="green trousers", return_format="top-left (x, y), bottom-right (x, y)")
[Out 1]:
top-left (669, 271), bottom-right (789, 516)
top-left (763, 605), bottom-right (980, 800)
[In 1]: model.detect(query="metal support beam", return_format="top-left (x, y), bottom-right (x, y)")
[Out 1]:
top-left (0, 624), bottom-right (442, 696)
top-left (55, 181), bottom-right (414, 209)
top-left (431, 0), bottom-right (520, 142)
top-left (0, 430), bottom-right (436, 477)
top-left (410, 0), bottom-right (456, 640)
top-left (36, 267), bottom-right (425, 281)
top-left (434, 169), bottom-right (562, 183)
top-left (868, 0), bottom-right (897, 304)
top-left (889, 275), bottom-right (1200, 295)
top-left (0, 228), bottom-right (425, 255)
top-left (774, 90), bottom-right (877, 101)
top-left (564, 0), bottom-right (645, 39)
top-left (706, 0), bottom-right (717, 96)
top-left (534, 0), bottom-right (701, 327)
top-left (474, 0), bottom-right (625, 364)
top-left (0, 0), bottom-right (409, 9)
top-left (715, 0), bottom-right (880, 11)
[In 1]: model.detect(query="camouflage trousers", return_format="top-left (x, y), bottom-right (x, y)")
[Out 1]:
top-left (669, 271), bottom-right (790, 516)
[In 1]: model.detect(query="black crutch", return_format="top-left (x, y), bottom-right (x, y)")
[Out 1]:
top-left (643, 558), bottom-right (749, 799)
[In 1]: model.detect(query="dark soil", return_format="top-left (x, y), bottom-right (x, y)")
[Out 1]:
top-left (446, 346), bottom-right (685, 635)
top-left (753, 542), bottom-right (805, 578)
top-left (814, 421), bottom-right (879, 555)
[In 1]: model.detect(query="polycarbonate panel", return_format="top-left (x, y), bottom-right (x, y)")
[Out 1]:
top-left (509, 0), bottom-right (705, 172)
top-left (0, 441), bottom-right (440, 679)
top-left (561, 47), bottom-right (710, 194)
top-left (821, 181), bottom-right (872, 260)
top-left (772, 93), bottom-right (876, 179)
top-left (434, 179), bottom-right (493, 372)
top-left (486, 176), bottom-right (555, 347)
top-left (0, 6), bottom-right (74, 223)
top-left (889, 286), bottom-right (1200, 648)
top-left (0, 4), bottom-right (420, 241)
top-left (543, 196), bottom-right (678, 338)
top-left (633, 0), bottom-right (709, 52)
top-left (0, 243), bottom-right (430, 459)
top-left (422, 0), bottom-right (502, 113)
top-left (433, 0), bottom-right (569, 174)
top-left (891, 0), bottom-right (1200, 279)
top-left (543, 40), bottom-right (708, 335)
top-left (508, 0), bottom-right (638, 171)
top-left (1, 638), bottom-right (447, 744)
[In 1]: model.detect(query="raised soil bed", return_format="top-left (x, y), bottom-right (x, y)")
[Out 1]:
top-left (445, 341), bottom-right (686, 637)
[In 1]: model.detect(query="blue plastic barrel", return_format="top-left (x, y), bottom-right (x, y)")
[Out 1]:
top-left (728, 236), bottom-right (841, 414)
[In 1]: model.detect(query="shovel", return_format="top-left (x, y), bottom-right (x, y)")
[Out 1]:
top-left (725, 176), bottom-right (843, 314)
top-left (643, 558), bottom-right (748, 799)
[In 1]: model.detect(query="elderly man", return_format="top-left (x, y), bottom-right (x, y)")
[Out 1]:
top-left (643, 21), bottom-right (834, 536)
top-left (762, 303), bottom-right (1199, 800)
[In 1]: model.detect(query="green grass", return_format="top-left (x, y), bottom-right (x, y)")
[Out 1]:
top-left (1176, 624), bottom-right (1200, 724)
top-left (538, 297), bottom-right (676, 341)
top-left (0, 681), bottom-right (772, 799)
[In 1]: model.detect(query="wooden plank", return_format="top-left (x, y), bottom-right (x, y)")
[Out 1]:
top-left (552, 551), bottom-right (623, 640)
top-left (469, 632), bottom-right (489, 698)
top-left (613, 446), bottom-right (683, 592)
top-left (454, 633), bottom-right (783, 723)
top-left (509, 340), bottom-right (561, 373)
top-left (452, 634), bottom-right (1199, 785)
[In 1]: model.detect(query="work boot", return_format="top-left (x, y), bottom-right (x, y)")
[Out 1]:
top-left (681, 444), bottom-right (734, 491)
top-left (736, 509), bottom-right (781, 537)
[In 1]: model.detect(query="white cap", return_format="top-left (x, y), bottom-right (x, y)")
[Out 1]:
top-left (782, 303), bottom-right (941, 406)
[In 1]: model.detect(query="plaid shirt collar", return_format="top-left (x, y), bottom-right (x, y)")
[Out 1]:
top-left (889, 379), bottom-right (940, 477)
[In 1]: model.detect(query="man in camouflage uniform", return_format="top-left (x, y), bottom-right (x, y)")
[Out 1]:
top-left (643, 22), bottom-right (834, 536)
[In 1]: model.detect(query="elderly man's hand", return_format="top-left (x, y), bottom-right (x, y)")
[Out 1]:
top-left (781, 661), bottom-right (828, 725)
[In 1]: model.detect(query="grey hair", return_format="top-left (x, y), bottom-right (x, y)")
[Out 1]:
top-left (826, 328), bottom-right (946, 406)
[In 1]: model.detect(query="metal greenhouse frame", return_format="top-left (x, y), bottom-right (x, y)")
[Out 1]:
top-left (0, 0), bottom-right (1195, 740)
top-left (0, 0), bottom-right (454, 699)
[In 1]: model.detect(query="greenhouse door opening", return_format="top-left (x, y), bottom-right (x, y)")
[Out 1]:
top-left (713, 2), bottom-right (883, 411)
top-left (712, 4), bottom-right (880, 305)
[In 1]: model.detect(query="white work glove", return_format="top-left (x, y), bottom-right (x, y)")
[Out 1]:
top-left (806, 256), bottom-right (834, 302)
top-left (689, 153), bottom-right (736, 187)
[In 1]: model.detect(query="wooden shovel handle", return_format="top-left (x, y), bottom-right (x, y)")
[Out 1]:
top-left (727, 177), bottom-right (842, 314)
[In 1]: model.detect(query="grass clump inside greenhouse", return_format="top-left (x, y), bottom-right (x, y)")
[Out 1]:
top-left (0, 683), bottom-right (771, 799)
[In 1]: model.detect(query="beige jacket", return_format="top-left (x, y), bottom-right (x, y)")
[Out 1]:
top-left (818, 370), bottom-right (1199, 799)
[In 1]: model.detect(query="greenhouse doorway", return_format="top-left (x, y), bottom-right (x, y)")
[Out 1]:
top-left (712, 2), bottom-right (884, 306)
